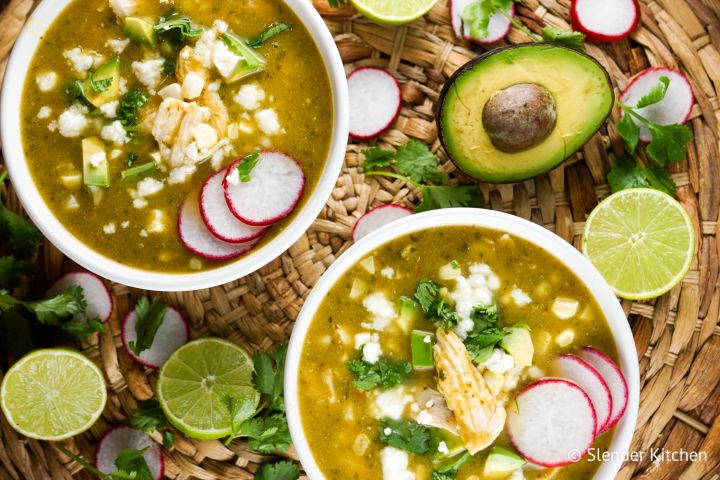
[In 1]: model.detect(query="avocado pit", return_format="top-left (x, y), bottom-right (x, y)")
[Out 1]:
top-left (482, 83), bottom-right (557, 153)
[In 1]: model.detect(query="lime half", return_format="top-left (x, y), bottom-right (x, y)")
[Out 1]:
top-left (350, 0), bottom-right (439, 25)
top-left (582, 188), bottom-right (695, 300)
top-left (156, 338), bottom-right (259, 440)
top-left (0, 349), bottom-right (107, 441)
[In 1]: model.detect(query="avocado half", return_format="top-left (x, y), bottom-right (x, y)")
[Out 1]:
top-left (437, 43), bottom-right (614, 183)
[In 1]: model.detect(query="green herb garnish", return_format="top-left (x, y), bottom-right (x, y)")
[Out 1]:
top-left (379, 418), bottom-right (431, 455)
top-left (248, 22), bottom-right (291, 48)
top-left (88, 72), bottom-right (113, 93)
top-left (127, 152), bottom-right (139, 167)
top-left (121, 162), bottom-right (157, 181)
top-left (431, 452), bottom-right (473, 480)
top-left (616, 76), bottom-right (694, 166)
top-left (117, 89), bottom-right (149, 130)
top-left (64, 80), bottom-right (92, 107)
top-left (56, 444), bottom-right (153, 480)
top-left (0, 183), bottom-right (42, 259)
top-left (128, 297), bottom-right (168, 356)
top-left (540, 27), bottom-right (586, 51)
top-left (362, 141), bottom-right (483, 212)
top-left (346, 354), bottom-right (412, 391)
top-left (413, 278), bottom-right (461, 330)
top-left (154, 11), bottom-right (202, 47)
top-left (130, 399), bottom-right (175, 448)
top-left (256, 461), bottom-right (300, 480)
top-left (236, 148), bottom-right (261, 182)
top-left (607, 156), bottom-right (676, 195)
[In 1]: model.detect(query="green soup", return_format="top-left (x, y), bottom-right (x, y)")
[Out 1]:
top-left (21, 0), bottom-right (332, 272)
top-left (298, 227), bottom-right (617, 480)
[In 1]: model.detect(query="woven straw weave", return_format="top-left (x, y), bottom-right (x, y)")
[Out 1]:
top-left (0, 0), bottom-right (719, 478)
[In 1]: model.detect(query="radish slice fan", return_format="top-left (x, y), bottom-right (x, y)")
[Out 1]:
top-left (507, 379), bottom-right (597, 467)
top-left (580, 346), bottom-right (629, 432)
top-left (348, 67), bottom-right (401, 140)
top-left (95, 426), bottom-right (163, 480)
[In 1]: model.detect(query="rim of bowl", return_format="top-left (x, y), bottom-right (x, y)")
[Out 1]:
top-left (285, 208), bottom-right (640, 480)
top-left (0, 0), bottom-right (349, 292)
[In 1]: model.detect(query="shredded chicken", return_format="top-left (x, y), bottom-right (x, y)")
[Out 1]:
top-left (176, 46), bottom-right (209, 85)
top-left (202, 91), bottom-right (229, 136)
top-left (152, 98), bottom-right (185, 145)
top-left (433, 329), bottom-right (506, 454)
top-left (169, 103), bottom-right (210, 166)
top-left (416, 389), bottom-right (459, 435)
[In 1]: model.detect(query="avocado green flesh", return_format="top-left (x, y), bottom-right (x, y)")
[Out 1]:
top-left (83, 58), bottom-right (121, 107)
top-left (124, 17), bottom-right (157, 47)
top-left (440, 45), bottom-right (613, 183)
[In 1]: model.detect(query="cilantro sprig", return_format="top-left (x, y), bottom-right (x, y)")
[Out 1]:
top-left (256, 461), bottom-right (299, 480)
top-left (88, 72), bottom-right (113, 93)
top-left (248, 22), bottom-right (291, 48)
top-left (346, 354), bottom-right (412, 391)
top-left (154, 11), bottom-right (202, 48)
top-left (130, 399), bottom-right (175, 448)
top-left (128, 297), bottom-right (168, 356)
top-left (413, 278), bottom-right (461, 330)
top-left (56, 444), bottom-right (154, 480)
top-left (118, 89), bottom-right (149, 131)
top-left (379, 418), bottom-right (431, 455)
top-left (236, 148), bottom-right (261, 182)
top-left (610, 76), bottom-right (693, 195)
top-left (362, 140), bottom-right (483, 212)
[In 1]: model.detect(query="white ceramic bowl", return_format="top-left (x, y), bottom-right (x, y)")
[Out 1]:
top-left (0, 0), bottom-right (348, 291)
top-left (285, 208), bottom-right (640, 480)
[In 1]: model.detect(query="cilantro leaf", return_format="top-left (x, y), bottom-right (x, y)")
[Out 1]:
top-left (0, 256), bottom-right (33, 287)
top-left (465, 327), bottom-right (504, 363)
top-left (129, 297), bottom-right (168, 356)
top-left (252, 343), bottom-right (287, 413)
top-left (607, 157), bottom-right (676, 195)
top-left (118, 89), bottom-right (149, 130)
top-left (248, 22), bottom-right (291, 48)
top-left (395, 140), bottom-right (447, 184)
top-left (646, 122), bottom-right (694, 166)
top-left (416, 185), bottom-right (483, 212)
top-left (413, 278), bottom-right (461, 330)
top-left (0, 196), bottom-right (41, 259)
top-left (163, 57), bottom-right (176, 76)
top-left (414, 278), bottom-right (439, 313)
top-left (65, 80), bottom-right (92, 107)
top-left (237, 148), bottom-right (261, 182)
top-left (636, 76), bottom-right (670, 108)
top-left (379, 418), bottom-right (431, 455)
top-left (0, 290), bottom-right (19, 313)
top-left (615, 113), bottom-right (641, 154)
top-left (154, 12), bottom-right (202, 48)
top-left (361, 147), bottom-right (395, 169)
top-left (540, 27), bottom-right (586, 51)
top-left (24, 285), bottom-right (86, 325)
top-left (112, 448), bottom-right (153, 480)
top-left (240, 414), bottom-right (292, 453)
top-left (127, 152), bottom-right (139, 167)
top-left (221, 394), bottom-right (257, 445)
top-left (60, 317), bottom-right (106, 341)
top-left (256, 461), bottom-right (299, 480)
top-left (89, 72), bottom-right (113, 93)
top-left (347, 355), bottom-right (412, 391)
top-left (432, 452), bottom-right (473, 480)
top-left (469, 303), bottom-right (499, 332)
top-left (130, 399), bottom-right (175, 448)
top-left (462, 0), bottom-right (513, 39)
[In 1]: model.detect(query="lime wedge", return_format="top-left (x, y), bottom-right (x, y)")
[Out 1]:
top-left (582, 188), bottom-right (695, 300)
top-left (350, 0), bottom-right (439, 25)
top-left (156, 338), bottom-right (259, 440)
top-left (0, 349), bottom-right (107, 441)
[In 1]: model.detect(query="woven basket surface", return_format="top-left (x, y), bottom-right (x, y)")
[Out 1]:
top-left (1, 0), bottom-right (720, 478)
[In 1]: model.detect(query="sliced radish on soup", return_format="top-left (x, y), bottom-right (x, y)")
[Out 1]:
top-left (200, 170), bottom-right (268, 243)
top-left (352, 205), bottom-right (413, 243)
top-left (450, 0), bottom-right (513, 44)
top-left (507, 379), bottom-right (596, 467)
top-left (223, 151), bottom-right (305, 226)
top-left (619, 67), bottom-right (694, 142)
top-left (122, 305), bottom-right (190, 370)
top-left (46, 271), bottom-right (113, 323)
top-left (551, 354), bottom-right (612, 434)
top-left (95, 426), bottom-right (163, 480)
top-left (570, 0), bottom-right (640, 43)
top-left (580, 347), bottom-right (628, 432)
top-left (178, 195), bottom-right (260, 260)
top-left (348, 67), bottom-right (401, 140)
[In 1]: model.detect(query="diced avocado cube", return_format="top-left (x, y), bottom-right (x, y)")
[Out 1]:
top-left (501, 326), bottom-right (534, 367)
top-left (483, 446), bottom-right (525, 477)
top-left (124, 17), bottom-right (157, 47)
top-left (82, 137), bottom-right (109, 188)
top-left (430, 428), bottom-right (467, 461)
top-left (222, 32), bottom-right (267, 83)
top-left (411, 330), bottom-right (434, 370)
top-left (83, 58), bottom-right (121, 108)
top-left (397, 296), bottom-right (419, 333)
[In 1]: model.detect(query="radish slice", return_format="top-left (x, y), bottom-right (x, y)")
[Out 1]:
top-left (507, 379), bottom-right (596, 467)
top-left (95, 426), bottom-right (163, 480)
top-left (450, 0), bottom-right (513, 44)
top-left (178, 195), bottom-right (260, 260)
top-left (122, 306), bottom-right (189, 370)
top-left (352, 205), bottom-right (413, 243)
top-left (551, 354), bottom-right (612, 434)
top-left (200, 170), bottom-right (268, 243)
top-left (619, 67), bottom-right (694, 142)
top-left (571, 0), bottom-right (640, 43)
top-left (223, 151), bottom-right (305, 226)
top-left (348, 67), bottom-right (401, 140)
top-left (580, 347), bottom-right (629, 432)
top-left (46, 271), bottom-right (113, 323)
